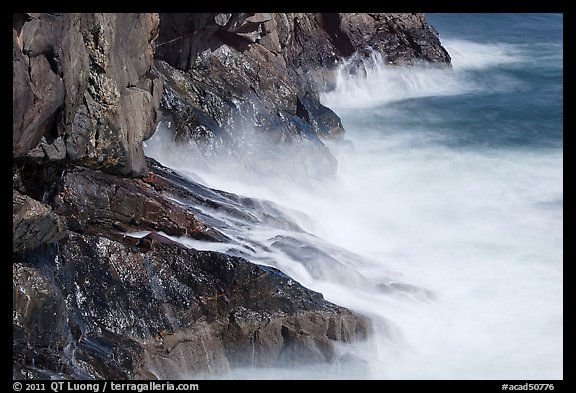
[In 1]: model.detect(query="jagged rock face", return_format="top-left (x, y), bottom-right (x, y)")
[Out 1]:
top-left (153, 13), bottom-right (450, 177)
top-left (51, 167), bottom-right (227, 242)
top-left (12, 12), bottom-right (449, 178)
top-left (13, 13), bottom-right (451, 380)
top-left (156, 13), bottom-right (450, 90)
top-left (13, 13), bottom-right (162, 177)
top-left (155, 58), bottom-right (339, 179)
top-left (154, 13), bottom-right (343, 178)
top-left (13, 189), bottom-right (66, 252)
top-left (13, 161), bottom-right (369, 379)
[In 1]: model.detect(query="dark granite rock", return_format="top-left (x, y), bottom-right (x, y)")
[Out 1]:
top-left (13, 158), bottom-right (372, 378)
top-left (13, 231), bottom-right (369, 379)
top-left (51, 165), bottom-right (227, 242)
top-left (13, 13), bottom-right (162, 177)
top-left (13, 189), bottom-right (66, 252)
top-left (13, 12), bottom-right (451, 380)
top-left (153, 13), bottom-right (450, 176)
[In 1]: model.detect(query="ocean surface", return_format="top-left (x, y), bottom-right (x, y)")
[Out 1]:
top-left (145, 13), bottom-right (563, 379)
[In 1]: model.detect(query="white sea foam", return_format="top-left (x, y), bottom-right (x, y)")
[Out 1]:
top-left (320, 40), bottom-right (526, 111)
top-left (144, 34), bottom-right (562, 379)
top-left (443, 39), bottom-right (526, 69)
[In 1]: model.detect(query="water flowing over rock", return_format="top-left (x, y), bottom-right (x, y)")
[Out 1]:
top-left (13, 12), bottom-right (451, 379)
top-left (154, 13), bottom-right (450, 177)
top-left (13, 160), bottom-right (369, 379)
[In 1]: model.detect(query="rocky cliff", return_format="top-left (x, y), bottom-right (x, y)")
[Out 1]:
top-left (13, 12), bottom-right (450, 379)
top-left (13, 13), bottom-right (162, 177)
top-left (154, 13), bottom-right (450, 177)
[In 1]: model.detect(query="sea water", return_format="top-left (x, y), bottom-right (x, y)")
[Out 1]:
top-left (144, 13), bottom-right (563, 379)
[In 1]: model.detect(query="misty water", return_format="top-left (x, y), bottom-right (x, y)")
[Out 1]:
top-left (144, 14), bottom-right (563, 379)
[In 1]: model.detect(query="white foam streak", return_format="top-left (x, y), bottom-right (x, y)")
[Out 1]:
top-left (319, 139), bottom-right (563, 379)
top-left (144, 37), bottom-right (562, 379)
top-left (443, 39), bottom-right (525, 69)
top-left (321, 40), bottom-right (525, 110)
top-left (321, 57), bottom-right (472, 110)
top-left (147, 122), bottom-right (563, 379)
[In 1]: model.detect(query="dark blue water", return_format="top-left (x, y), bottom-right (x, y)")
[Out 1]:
top-left (326, 13), bottom-right (563, 150)
top-left (425, 13), bottom-right (563, 149)
top-left (428, 13), bottom-right (563, 44)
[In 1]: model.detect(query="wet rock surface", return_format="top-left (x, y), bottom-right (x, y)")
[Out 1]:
top-left (13, 13), bottom-right (450, 379)
top-left (12, 160), bottom-right (414, 379)
top-left (154, 13), bottom-right (450, 177)
top-left (51, 165), bottom-right (227, 242)
top-left (13, 161), bottom-right (369, 379)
